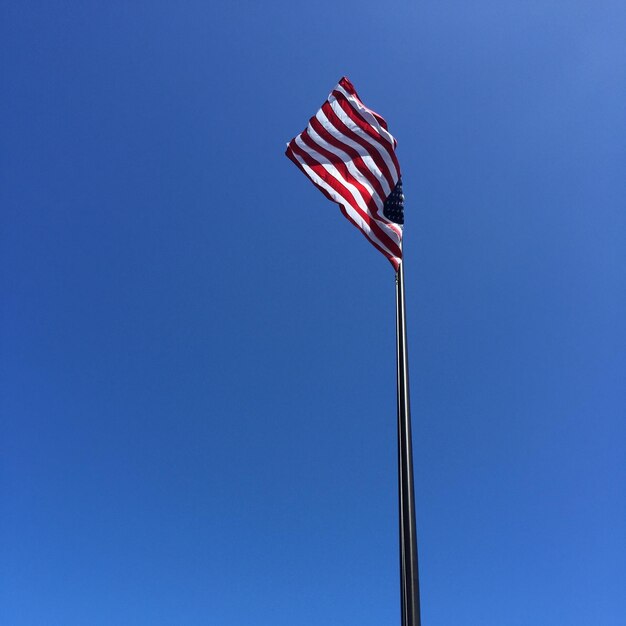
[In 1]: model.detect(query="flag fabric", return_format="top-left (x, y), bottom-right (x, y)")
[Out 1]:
top-left (286, 77), bottom-right (404, 270)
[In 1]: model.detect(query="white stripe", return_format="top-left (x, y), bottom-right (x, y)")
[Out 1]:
top-left (305, 125), bottom-right (402, 238)
top-left (328, 95), bottom-right (400, 185)
top-left (295, 135), bottom-right (371, 217)
top-left (315, 109), bottom-right (392, 197)
top-left (305, 124), bottom-right (385, 210)
top-left (335, 84), bottom-right (398, 149)
top-left (331, 86), bottom-right (399, 160)
top-left (294, 136), bottom-right (401, 248)
top-left (289, 145), bottom-right (402, 258)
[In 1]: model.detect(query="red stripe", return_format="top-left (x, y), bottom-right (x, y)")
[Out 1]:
top-left (332, 89), bottom-right (400, 172)
top-left (306, 118), bottom-right (402, 238)
top-left (337, 203), bottom-right (400, 271)
top-left (320, 101), bottom-right (396, 194)
top-left (290, 139), bottom-right (401, 258)
top-left (332, 89), bottom-right (394, 152)
top-left (286, 142), bottom-right (337, 206)
top-left (299, 129), bottom-right (378, 218)
top-left (308, 116), bottom-right (388, 211)
top-left (332, 91), bottom-right (401, 178)
top-left (292, 140), bottom-right (400, 257)
top-left (285, 139), bottom-right (394, 272)
top-left (297, 133), bottom-right (400, 269)
top-left (290, 140), bottom-right (402, 259)
top-left (338, 76), bottom-right (390, 132)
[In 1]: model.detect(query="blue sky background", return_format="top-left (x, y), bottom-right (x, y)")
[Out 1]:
top-left (2, 1), bottom-right (625, 624)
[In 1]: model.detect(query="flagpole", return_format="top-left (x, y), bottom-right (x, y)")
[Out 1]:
top-left (395, 260), bottom-right (421, 626)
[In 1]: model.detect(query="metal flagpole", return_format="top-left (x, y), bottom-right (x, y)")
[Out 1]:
top-left (395, 259), bottom-right (421, 626)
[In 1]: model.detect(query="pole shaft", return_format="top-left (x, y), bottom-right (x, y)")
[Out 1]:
top-left (396, 261), bottom-right (421, 626)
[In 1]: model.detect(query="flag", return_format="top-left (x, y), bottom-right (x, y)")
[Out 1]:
top-left (286, 77), bottom-right (404, 270)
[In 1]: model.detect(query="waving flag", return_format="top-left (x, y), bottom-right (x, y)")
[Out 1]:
top-left (285, 77), bottom-right (404, 270)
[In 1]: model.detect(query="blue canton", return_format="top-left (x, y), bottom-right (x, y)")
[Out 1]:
top-left (383, 178), bottom-right (404, 225)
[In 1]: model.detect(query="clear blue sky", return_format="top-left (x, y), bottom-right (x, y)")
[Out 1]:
top-left (2, 1), bottom-right (625, 624)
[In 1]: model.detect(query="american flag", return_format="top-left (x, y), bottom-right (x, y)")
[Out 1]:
top-left (286, 77), bottom-right (404, 270)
